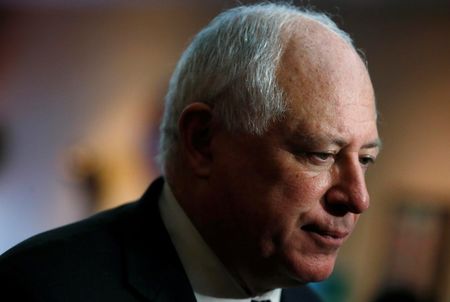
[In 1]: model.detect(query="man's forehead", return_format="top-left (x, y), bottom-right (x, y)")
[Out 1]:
top-left (279, 16), bottom-right (367, 79)
top-left (283, 17), bottom-right (352, 54)
top-left (277, 16), bottom-right (375, 124)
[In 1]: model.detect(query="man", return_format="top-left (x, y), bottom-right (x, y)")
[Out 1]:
top-left (0, 3), bottom-right (380, 302)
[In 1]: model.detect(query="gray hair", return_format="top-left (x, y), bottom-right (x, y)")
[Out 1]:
top-left (158, 2), bottom-right (353, 172)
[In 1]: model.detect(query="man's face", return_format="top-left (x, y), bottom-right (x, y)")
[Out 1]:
top-left (204, 22), bottom-right (380, 292)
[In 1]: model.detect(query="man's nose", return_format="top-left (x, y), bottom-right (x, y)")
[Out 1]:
top-left (325, 157), bottom-right (370, 215)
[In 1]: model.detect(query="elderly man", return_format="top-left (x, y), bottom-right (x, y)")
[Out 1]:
top-left (0, 3), bottom-right (380, 302)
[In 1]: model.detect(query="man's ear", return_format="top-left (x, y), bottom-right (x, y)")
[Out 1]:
top-left (178, 102), bottom-right (215, 177)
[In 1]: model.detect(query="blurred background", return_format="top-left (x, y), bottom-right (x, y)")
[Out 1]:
top-left (0, 0), bottom-right (449, 301)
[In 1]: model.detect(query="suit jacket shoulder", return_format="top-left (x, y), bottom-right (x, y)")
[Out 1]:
top-left (0, 178), bottom-right (194, 301)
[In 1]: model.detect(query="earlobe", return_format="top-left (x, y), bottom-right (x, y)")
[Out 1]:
top-left (178, 102), bottom-right (214, 177)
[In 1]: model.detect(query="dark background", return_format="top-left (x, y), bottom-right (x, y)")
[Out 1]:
top-left (1, 1), bottom-right (449, 301)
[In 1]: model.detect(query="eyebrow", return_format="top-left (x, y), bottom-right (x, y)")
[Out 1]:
top-left (331, 138), bottom-right (382, 151)
top-left (361, 138), bottom-right (383, 150)
top-left (291, 132), bottom-right (382, 150)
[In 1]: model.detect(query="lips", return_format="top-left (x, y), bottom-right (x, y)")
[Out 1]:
top-left (301, 224), bottom-right (350, 249)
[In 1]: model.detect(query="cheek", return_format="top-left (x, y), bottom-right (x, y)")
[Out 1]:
top-left (259, 172), bottom-right (330, 247)
top-left (278, 168), bottom-right (332, 211)
top-left (263, 171), bottom-right (331, 246)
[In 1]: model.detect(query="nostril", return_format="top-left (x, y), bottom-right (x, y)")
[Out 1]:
top-left (325, 203), bottom-right (350, 217)
top-left (324, 185), bottom-right (369, 215)
top-left (324, 188), bottom-right (352, 216)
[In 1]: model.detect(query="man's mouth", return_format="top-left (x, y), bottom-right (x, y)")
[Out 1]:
top-left (301, 224), bottom-right (350, 249)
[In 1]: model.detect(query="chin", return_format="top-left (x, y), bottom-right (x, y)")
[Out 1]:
top-left (282, 251), bottom-right (338, 284)
top-left (250, 253), bottom-right (336, 293)
top-left (304, 265), bottom-right (335, 282)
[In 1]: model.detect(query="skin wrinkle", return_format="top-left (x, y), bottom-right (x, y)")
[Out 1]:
top-left (272, 19), bottom-right (376, 288)
top-left (173, 15), bottom-right (380, 296)
top-left (263, 22), bottom-right (372, 289)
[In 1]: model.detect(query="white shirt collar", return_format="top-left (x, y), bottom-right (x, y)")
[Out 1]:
top-left (158, 182), bottom-right (281, 302)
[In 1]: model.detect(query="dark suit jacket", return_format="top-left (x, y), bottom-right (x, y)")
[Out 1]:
top-left (0, 178), bottom-right (322, 301)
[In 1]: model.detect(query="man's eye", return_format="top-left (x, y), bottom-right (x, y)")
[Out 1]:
top-left (359, 155), bottom-right (375, 167)
top-left (309, 152), bottom-right (335, 164)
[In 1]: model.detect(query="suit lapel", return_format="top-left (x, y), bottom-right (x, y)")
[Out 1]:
top-left (121, 178), bottom-right (197, 302)
top-left (281, 286), bottom-right (322, 302)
